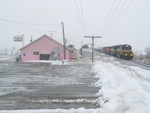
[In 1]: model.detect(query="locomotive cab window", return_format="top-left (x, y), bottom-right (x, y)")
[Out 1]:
top-left (123, 45), bottom-right (131, 50)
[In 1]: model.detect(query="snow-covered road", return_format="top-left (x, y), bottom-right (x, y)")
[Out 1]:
top-left (0, 54), bottom-right (150, 113)
top-left (0, 59), bottom-right (99, 110)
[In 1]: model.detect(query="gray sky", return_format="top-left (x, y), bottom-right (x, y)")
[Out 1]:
top-left (0, 0), bottom-right (150, 52)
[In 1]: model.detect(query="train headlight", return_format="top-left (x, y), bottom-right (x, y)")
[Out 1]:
top-left (130, 54), bottom-right (133, 56)
top-left (125, 54), bottom-right (128, 56)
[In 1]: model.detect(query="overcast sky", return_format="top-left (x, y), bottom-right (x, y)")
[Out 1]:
top-left (0, 0), bottom-right (150, 52)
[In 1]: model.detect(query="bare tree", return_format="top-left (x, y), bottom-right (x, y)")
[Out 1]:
top-left (4, 48), bottom-right (8, 55)
top-left (11, 47), bottom-right (16, 55)
top-left (134, 50), bottom-right (144, 60)
top-left (145, 45), bottom-right (150, 59)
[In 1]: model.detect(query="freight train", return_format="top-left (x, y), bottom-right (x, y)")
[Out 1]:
top-left (100, 44), bottom-right (133, 60)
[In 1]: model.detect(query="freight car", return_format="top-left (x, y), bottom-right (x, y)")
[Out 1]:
top-left (101, 44), bottom-right (133, 60)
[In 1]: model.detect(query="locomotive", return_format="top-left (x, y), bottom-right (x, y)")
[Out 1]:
top-left (101, 44), bottom-right (133, 60)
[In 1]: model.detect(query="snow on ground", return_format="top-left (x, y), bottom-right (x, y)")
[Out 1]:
top-left (26, 60), bottom-right (69, 65)
top-left (0, 108), bottom-right (101, 113)
top-left (93, 56), bottom-right (150, 113)
top-left (0, 55), bottom-right (16, 62)
top-left (0, 55), bottom-right (150, 113)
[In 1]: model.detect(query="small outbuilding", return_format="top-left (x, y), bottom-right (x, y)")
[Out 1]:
top-left (20, 35), bottom-right (76, 61)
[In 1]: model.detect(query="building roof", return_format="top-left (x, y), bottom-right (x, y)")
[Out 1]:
top-left (20, 34), bottom-right (70, 51)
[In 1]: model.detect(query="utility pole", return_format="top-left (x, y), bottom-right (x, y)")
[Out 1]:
top-left (84, 36), bottom-right (102, 62)
top-left (49, 31), bottom-right (56, 38)
top-left (81, 41), bottom-right (83, 56)
top-left (22, 34), bottom-right (24, 47)
top-left (30, 36), bottom-right (33, 42)
top-left (61, 22), bottom-right (66, 59)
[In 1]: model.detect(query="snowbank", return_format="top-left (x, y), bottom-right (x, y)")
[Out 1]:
top-left (0, 108), bottom-right (101, 113)
top-left (93, 57), bottom-right (150, 113)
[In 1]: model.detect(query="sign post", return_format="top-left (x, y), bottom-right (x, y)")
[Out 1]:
top-left (14, 35), bottom-right (24, 47)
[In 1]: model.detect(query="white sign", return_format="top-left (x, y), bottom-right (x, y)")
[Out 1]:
top-left (14, 36), bottom-right (23, 42)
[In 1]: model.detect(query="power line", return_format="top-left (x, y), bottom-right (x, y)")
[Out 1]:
top-left (80, 0), bottom-right (86, 33)
top-left (104, 0), bottom-right (124, 29)
top-left (107, 0), bottom-right (132, 27)
top-left (0, 18), bottom-right (59, 26)
top-left (103, 0), bottom-right (133, 34)
top-left (101, 0), bottom-right (118, 34)
top-left (101, 0), bottom-right (123, 34)
top-left (101, 0), bottom-right (133, 35)
top-left (111, 0), bottom-right (133, 26)
top-left (74, 0), bottom-right (86, 34)
top-left (114, 0), bottom-right (129, 18)
top-left (75, 0), bottom-right (84, 30)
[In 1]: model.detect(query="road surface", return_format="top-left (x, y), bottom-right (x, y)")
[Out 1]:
top-left (0, 60), bottom-right (99, 110)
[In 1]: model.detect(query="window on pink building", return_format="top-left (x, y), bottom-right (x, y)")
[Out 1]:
top-left (33, 52), bottom-right (39, 55)
top-left (23, 53), bottom-right (26, 56)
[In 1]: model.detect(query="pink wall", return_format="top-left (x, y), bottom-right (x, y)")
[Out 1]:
top-left (70, 49), bottom-right (77, 59)
top-left (20, 35), bottom-right (71, 61)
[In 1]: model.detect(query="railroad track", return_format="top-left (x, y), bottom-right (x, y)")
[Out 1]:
top-left (130, 60), bottom-right (150, 69)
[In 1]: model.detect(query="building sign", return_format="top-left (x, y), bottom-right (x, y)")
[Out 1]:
top-left (14, 36), bottom-right (23, 42)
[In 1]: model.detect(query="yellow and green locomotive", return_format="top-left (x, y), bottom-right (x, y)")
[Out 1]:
top-left (102, 44), bottom-right (133, 60)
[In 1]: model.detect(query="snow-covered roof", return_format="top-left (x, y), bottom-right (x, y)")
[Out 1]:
top-left (20, 34), bottom-right (71, 51)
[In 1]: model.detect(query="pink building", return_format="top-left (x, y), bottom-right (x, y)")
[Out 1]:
top-left (20, 35), bottom-right (76, 62)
